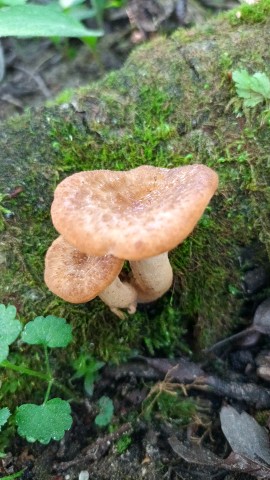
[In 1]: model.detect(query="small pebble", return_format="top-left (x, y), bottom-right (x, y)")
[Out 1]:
top-left (78, 471), bottom-right (89, 480)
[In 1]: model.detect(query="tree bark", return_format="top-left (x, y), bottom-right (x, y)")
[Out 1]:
top-left (0, 6), bottom-right (269, 354)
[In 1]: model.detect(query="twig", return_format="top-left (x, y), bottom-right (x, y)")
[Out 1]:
top-left (55, 422), bottom-right (133, 472)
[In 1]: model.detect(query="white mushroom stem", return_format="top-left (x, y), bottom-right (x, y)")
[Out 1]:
top-left (129, 252), bottom-right (173, 303)
top-left (99, 276), bottom-right (138, 319)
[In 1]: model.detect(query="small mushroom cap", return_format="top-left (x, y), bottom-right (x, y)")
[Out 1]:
top-left (51, 165), bottom-right (218, 261)
top-left (44, 236), bottom-right (124, 303)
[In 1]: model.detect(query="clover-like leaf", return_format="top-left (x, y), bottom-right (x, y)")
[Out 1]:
top-left (0, 304), bottom-right (22, 346)
top-left (232, 69), bottom-right (270, 108)
top-left (16, 398), bottom-right (72, 444)
top-left (21, 315), bottom-right (72, 348)
top-left (0, 407), bottom-right (11, 431)
top-left (95, 396), bottom-right (114, 427)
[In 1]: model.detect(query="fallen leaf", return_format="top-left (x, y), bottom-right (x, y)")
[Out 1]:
top-left (168, 405), bottom-right (270, 478)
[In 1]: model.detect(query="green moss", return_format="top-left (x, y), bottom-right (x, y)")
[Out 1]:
top-left (218, 52), bottom-right (233, 72)
top-left (47, 88), bottom-right (74, 106)
top-left (49, 85), bottom-right (177, 174)
top-left (171, 17), bottom-right (218, 44)
top-left (255, 410), bottom-right (270, 426)
top-left (156, 392), bottom-right (196, 423)
top-left (227, 0), bottom-right (270, 25)
top-left (116, 434), bottom-right (132, 454)
top-left (143, 389), bottom-right (196, 424)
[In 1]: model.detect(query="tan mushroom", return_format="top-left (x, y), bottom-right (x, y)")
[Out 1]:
top-left (44, 236), bottom-right (137, 318)
top-left (50, 165), bottom-right (218, 303)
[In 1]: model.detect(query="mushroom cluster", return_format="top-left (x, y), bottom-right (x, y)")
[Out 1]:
top-left (44, 164), bottom-right (218, 318)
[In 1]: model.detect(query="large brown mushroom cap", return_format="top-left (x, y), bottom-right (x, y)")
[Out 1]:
top-left (44, 236), bottom-right (124, 303)
top-left (51, 165), bottom-right (218, 261)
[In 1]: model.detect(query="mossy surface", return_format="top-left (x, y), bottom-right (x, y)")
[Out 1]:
top-left (0, 2), bottom-right (270, 378)
top-left (227, 0), bottom-right (270, 24)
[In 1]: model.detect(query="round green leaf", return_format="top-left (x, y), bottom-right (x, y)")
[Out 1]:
top-left (21, 315), bottom-right (72, 348)
top-left (0, 407), bottom-right (11, 430)
top-left (16, 398), bottom-right (72, 444)
top-left (0, 304), bottom-right (22, 345)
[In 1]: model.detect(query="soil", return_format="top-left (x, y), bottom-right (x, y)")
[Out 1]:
top-left (0, 35), bottom-right (129, 122)
top-left (1, 2), bottom-right (269, 480)
top-left (2, 349), bottom-right (269, 480)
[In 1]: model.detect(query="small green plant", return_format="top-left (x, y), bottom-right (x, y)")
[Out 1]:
top-left (94, 395), bottom-right (114, 427)
top-left (143, 303), bottom-right (190, 356)
top-left (232, 69), bottom-right (270, 108)
top-left (231, 68), bottom-right (270, 125)
top-left (0, 304), bottom-right (73, 444)
top-left (71, 352), bottom-right (105, 396)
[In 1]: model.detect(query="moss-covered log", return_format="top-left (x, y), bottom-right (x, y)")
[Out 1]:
top-left (1, 1), bottom-right (270, 360)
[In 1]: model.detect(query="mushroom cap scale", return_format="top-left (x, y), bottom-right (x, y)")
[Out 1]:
top-left (51, 165), bottom-right (218, 261)
top-left (44, 236), bottom-right (124, 303)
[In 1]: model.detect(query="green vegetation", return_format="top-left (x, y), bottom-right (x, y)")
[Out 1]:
top-left (227, 0), bottom-right (270, 24)
top-left (232, 69), bottom-right (270, 107)
top-left (0, 302), bottom-right (125, 452)
top-left (116, 434), bottom-right (132, 454)
top-left (0, 193), bottom-right (12, 232)
top-left (0, 3), bottom-right (101, 39)
top-left (155, 391), bottom-right (196, 423)
top-left (0, 304), bottom-right (73, 445)
top-left (95, 395), bottom-right (114, 427)
top-left (0, 0), bottom-right (125, 41)
top-left (0, 471), bottom-right (25, 480)
top-left (16, 398), bottom-right (72, 443)
top-left (230, 69), bottom-right (270, 125)
top-left (142, 373), bottom-right (196, 424)
top-left (71, 353), bottom-right (105, 396)
top-left (0, 409), bottom-right (10, 432)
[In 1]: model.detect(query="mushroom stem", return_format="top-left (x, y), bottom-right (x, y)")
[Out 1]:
top-left (99, 277), bottom-right (138, 319)
top-left (129, 253), bottom-right (173, 303)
